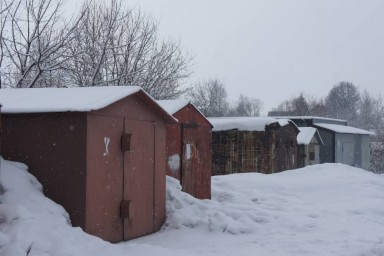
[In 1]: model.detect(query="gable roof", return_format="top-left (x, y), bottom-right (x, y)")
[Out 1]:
top-left (208, 117), bottom-right (295, 132)
top-left (314, 123), bottom-right (373, 135)
top-left (156, 99), bottom-right (190, 115)
top-left (0, 86), bottom-right (142, 113)
top-left (157, 99), bottom-right (213, 128)
top-left (297, 127), bottom-right (324, 145)
top-left (0, 86), bottom-right (177, 122)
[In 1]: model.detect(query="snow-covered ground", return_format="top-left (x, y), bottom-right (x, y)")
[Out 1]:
top-left (1, 157), bottom-right (384, 256)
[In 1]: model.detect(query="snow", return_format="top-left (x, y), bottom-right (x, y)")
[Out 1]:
top-left (167, 154), bottom-right (180, 172)
top-left (274, 116), bottom-right (347, 123)
top-left (157, 99), bottom-right (190, 115)
top-left (2, 157), bottom-right (384, 256)
top-left (208, 117), bottom-right (291, 131)
top-left (0, 86), bottom-right (143, 113)
top-left (297, 127), bottom-right (323, 145)
top-left (314, 123), bottom-right (374, 135)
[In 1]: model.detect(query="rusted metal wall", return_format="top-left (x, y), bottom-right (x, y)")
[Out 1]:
top-left (194, 125), bottom-right (212, 199)
top-left (165, 124), bottom-right (182, 180)
top-left (89, 95), bottom-right (167, 241)
top-left (85, 115), bottom-right (124, 242)
top-left (2, 93), bottom-right (169, 243)
top-left (212, 123), bottom-right (298, 175)
top-left (0, 104), bottom-right (2, 156)
top-left (166, 104), bottom-right (212, 199)
top-left (122, 119), bottom-right (155, 240)
top-left (1, 113), bottom-right (88, 228)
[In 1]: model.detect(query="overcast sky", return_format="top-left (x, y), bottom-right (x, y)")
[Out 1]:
top-left (64, 0), bottom-right (384, 113)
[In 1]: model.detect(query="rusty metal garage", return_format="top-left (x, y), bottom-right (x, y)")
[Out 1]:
top-left (0, 86), bottom-right (176, 242)
top-left (157, 100), bottom-right (212, 200)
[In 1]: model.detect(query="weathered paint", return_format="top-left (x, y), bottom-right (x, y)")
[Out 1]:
top-left (1, 112), bottom-right (88, 228)
top-left (212, 123), bottom-right (298, 175)
top-left (1, 91), bottom-right (171, 242)
top-left (85, 114), bottom-right (124, 242)
top-left (165, 104), bottom-right (212, 199)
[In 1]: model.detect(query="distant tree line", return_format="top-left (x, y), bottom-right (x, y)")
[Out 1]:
top-left (187, 78), bottom-right (263, 118)
top-left (268, 81), bottom-right (384, 173)
top-left (0, 0), bottom-right (190, 99)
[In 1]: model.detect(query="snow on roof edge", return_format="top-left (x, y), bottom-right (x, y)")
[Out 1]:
top-left (0, 86), bottom-right (178, 123)
top-left (156, 99), bottom-right (213, 127)
top-left (208, 117), bottom-right (294, 132)
top-left (314, 123), bottom-right (374, 135)
top-left (297, 127), bottom-right (324, 145)
top-left (274, 116), bottom-right (347, 123)
top-left (156, 99), bottom-right (190, 115)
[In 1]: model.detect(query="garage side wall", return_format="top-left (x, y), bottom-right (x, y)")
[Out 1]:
top-left (1, 113), bottom-right (87, 227)
top-left (173, 105), bottom-right (212, 199)
top-left (165, 123), bottom-right (182, 180)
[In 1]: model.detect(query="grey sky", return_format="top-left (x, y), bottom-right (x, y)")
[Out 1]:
top-left (64, 0), bottom-right (384, 113)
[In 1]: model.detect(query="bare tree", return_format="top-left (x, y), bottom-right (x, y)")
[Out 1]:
top-left (187, 78), bottom-right (229, 117)
top-left (325, 81), bottom-right (360, 125)
top-left (1, 0), bottom-right (86, 88)
top-left (371, 128), bottom-right (384, 173)
top-left (357, 90), bottom-right (384, 130)
top-left (269, 92), bottom-right (310, 116)
top-left (0, 0), bottom-right (13, 88)
top-left (64, 0), bottom-right (190, 99)
top-left (229, 94), bottom-right (263, 117)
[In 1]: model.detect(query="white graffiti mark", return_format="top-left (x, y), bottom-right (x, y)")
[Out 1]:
top-left (103, 137), bottom-right (111, 156)
top-left (186, 144), bottom-right (191, 160)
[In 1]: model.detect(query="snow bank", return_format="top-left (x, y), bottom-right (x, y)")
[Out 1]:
top-left (208, 117), bottom-right (290, 131)
top-left (2, 156), bottom-right (384, 256)
top-left (164, 176), bottom-right (266, 234)
top-left (141, 164), bottom-right (384, 256)
top-left (0, 157), bottom-right (192, 256)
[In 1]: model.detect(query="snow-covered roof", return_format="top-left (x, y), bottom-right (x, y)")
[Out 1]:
top-left (314, 123), bottom-right (374, 135)
top-left (274, 116), bottom-right (347, 123)
top-left (208, 117), bottom-right (291, 132)
top-left (0, 86), bottom-right (144, 113)
top-left (297, 127), bottom-right (323, 145)
top-left (156, 99), bottom-right (190, 115)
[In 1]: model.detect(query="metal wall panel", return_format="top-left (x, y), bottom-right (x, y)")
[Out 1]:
top-left (123, 119), bottom-right (155, 240)
top-left (85, 115), bottom-right (124, 242)
top-left (166, 105), bottom-right (212, 199)
top-left (1, 113), bottom-right (87, 228)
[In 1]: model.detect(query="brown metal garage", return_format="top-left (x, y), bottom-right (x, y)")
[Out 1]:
top-left (0, 86), bottom-right (176, 242)
top-left (157, 100), bottom-right (212, 200)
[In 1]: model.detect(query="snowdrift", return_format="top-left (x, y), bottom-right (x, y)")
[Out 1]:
top-left (0, 158), bottom-right (192, 256)
top-left (1, 156), bottom-right (384, 256)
